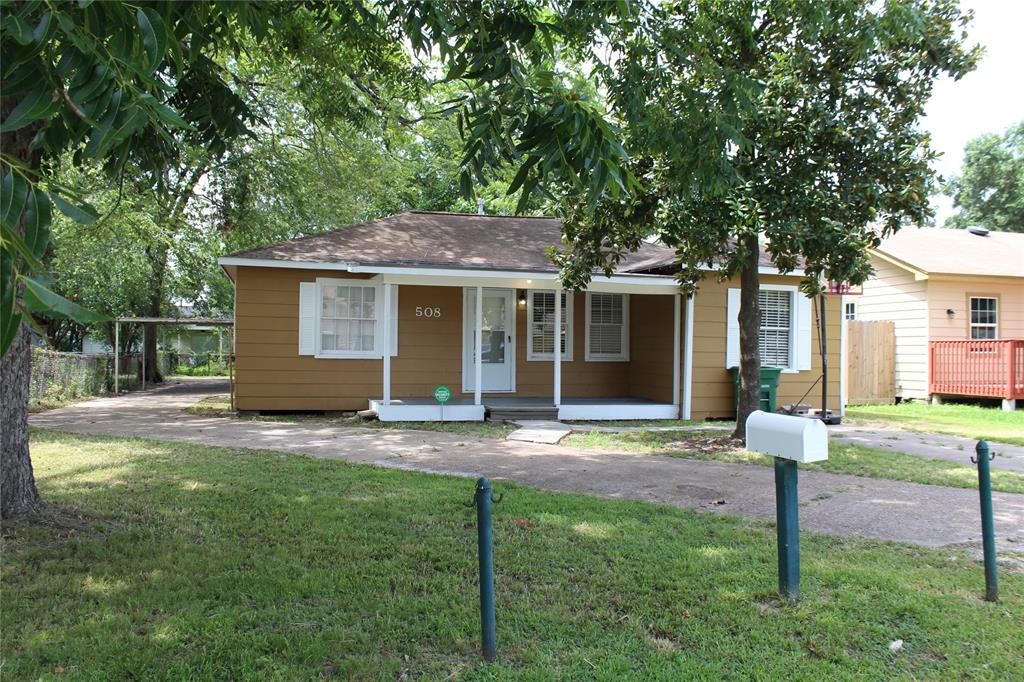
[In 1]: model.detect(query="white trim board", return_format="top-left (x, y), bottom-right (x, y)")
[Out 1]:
top-left (371, 400), bottom-right (485, 422)
top-left (220, 256), bottom-right (804, 287)
top-left (557, 403), bottom-right (679, 421)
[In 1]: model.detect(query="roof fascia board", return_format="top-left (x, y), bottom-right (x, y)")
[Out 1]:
top-left (217, 256), bottom-right (804, 284)
top-left (870, 249), bottom-right (929, 280)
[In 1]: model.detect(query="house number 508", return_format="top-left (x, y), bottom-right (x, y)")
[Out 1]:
top-left (415, 306), bottom-right (441, 318)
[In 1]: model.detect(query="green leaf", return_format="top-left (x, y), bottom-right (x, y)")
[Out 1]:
top-left (0, 222), bottom-right (45, 273)
top-left (21, 275), bottom-right (107, 323)
top-left (49, 192), bottom-right (98, 225)
top-left (1, 171), bottom-right (29, 230)
top-left (139, 94), bottom-right (191, 130)
top-left (22, 188), bottom-right (52, 260)
top-left (1, 248), bottom-right (15, 350)
top-left (3, 12), bottom-right (35, 45)
top-left (136, 7), bottom-right (167, 73)
top-left (0, 86), bottom-right (59, 133)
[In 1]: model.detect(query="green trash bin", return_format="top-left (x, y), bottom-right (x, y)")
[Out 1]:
top-left (730, 366), bottom-right (783, 415)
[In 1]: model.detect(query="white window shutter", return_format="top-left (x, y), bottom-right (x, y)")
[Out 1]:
top-left (725, 288), bottom-right (740, 369)
top-left (298, 282), bottom-right (316, 356)
top-left (796, 293), bottom-right (812, 370)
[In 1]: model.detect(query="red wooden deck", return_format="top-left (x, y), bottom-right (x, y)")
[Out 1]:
top-left (929, 340), bottom-right (1024, 400)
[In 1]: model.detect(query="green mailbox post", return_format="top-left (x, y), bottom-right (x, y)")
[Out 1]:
top-left (746, 410), bottom-right (829, 600)
top-left (731, 366), bottom-right (783, 415)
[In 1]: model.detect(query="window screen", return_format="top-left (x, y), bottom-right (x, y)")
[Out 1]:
top-left (588, 293), bottom-right (625, 358)
top-left (529, 291), bottom-right (569, 358)
top-left (970, 297), bottom-right (998, 339)
top-left (321, 285), bottom-right (377, 353)
top-left (759, 290), bottom-right (791, 368)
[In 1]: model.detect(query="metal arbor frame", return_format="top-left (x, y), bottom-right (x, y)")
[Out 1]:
top-left (113, 316), bottom-right (235, 404)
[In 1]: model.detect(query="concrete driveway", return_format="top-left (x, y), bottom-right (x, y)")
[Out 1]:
top-left (30, 379), bottom-right (1024, 552)
top-left (831, 424), bottom-right (1024, 473)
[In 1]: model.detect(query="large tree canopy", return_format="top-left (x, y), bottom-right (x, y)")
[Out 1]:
top-left (944, 121), bottom-right (1024, 232)
top-left (552, 0), bottom-right (977, 434)
top-left (1, 0), bottom-right (636, 517)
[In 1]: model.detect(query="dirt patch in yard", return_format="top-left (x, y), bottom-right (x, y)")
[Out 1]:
top-left (660, 434), bottom-right (745, 456)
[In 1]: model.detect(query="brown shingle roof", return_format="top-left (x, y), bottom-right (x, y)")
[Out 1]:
top-left (223, 211), bottom-right (782, 274)
top-left (225, 211), bottom-right (676, 273)
top-left (874, 227), bottom-right (1024, 278)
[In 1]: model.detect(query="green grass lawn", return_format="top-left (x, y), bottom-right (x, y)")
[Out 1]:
top-left (3, 431), bottom-right (1022, 679)
top-left (185, 395), bottom-right (515, 438)
top-left (846, 402), bottom-right (1024, 446)
top-left (563, 430), bottom-right (1024, 495)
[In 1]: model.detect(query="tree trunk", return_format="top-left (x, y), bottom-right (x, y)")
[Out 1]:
top-left (1, 322), bottom-right (43, 517)
top-left (733, 234), bottom-right (761, 440)
top-left (141, 247), bottom-right (167, 385)
top-left (1, 93), bottom-right (43, 518)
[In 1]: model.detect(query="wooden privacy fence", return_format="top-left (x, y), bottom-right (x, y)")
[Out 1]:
top-left (846, 320), bottom-right (896, 405)
top-left (929, 339), bottom-right (1024, 400)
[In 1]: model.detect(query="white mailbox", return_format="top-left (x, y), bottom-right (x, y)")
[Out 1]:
top-left (746, 411), bottom-right (829, 463)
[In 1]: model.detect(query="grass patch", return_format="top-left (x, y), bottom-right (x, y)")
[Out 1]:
top-left (846, 402), bottom-right (1024, 446)
top-left (184, 395), bottom-right (515, 438)
top-left (29, 395), bottom-right (94, 413)
top-left (563, 430), bottom-right (1024, 495)
top-left (3, 430), bottom-right (1022, 679)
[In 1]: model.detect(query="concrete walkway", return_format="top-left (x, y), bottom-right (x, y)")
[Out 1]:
top-left (30, 379), bottom-right (1024, 552)
top-left (830, 425), bottom-right (1024, 474)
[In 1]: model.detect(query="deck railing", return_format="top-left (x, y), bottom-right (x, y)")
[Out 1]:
top-left (929, 339), bottom-right (1024, 400)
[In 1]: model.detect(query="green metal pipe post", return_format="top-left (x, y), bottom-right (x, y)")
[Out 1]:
top-left (975, 441), bottom-right (999, 602)
top-left (774, 458), bottom-right (800, 600)
top-left (475, 477), bottom-right (497, 661)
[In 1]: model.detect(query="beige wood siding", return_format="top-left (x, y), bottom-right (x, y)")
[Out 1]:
top-left (689, 275), bottom-right (841, 420)
top-left (927, 276), bottom-right (1024, 341)
top-left (235, 266), bottom-right (819, 416)
top-left (628, 294), bottom-right (677, 404)
top-left (858, 257), bottom-right (929, 399)
top-left (515, 292), bottom-right (633, 398)
top-left (235, 268), bottom-right (669, 410)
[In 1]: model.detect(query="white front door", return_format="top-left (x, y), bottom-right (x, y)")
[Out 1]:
top-left (463, 288), bottom-right (515, 392)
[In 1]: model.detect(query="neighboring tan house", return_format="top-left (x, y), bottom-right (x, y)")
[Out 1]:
top-left (219, 212), bottom-right (841, 421)
top-left (854, 226), bottom-right (1023, 409)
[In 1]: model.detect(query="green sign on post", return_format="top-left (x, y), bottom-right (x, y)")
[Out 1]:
top-left (434, 385), bottom-right (451, 423)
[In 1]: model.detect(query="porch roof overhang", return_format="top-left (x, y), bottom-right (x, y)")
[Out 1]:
top-left (218, 257), bottom-right (683, 294)
top-left (218, 256), bottom-right (803, 294)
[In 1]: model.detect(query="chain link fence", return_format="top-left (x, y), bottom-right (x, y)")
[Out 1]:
top-left (30, 348), bottom-right (142, 406)
top-left (30, 348), bottom-right (231, 409)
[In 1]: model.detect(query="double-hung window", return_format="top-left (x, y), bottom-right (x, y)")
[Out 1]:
top-left (585, 293), bottom-right (629, 361)
top-left (969, 297), bottom-right (998, 339)
top-left (528, 291), bottom-right (573, 360)
top-left (758, 289), bottom-right (792, 368)
top-left (320, 283), bottom-right (380, 357)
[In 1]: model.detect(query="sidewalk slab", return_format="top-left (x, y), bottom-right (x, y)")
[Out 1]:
top-left (508, 420), bottom-right (572, 444)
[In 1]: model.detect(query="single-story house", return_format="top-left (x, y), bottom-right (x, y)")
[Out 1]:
top-left (219, 212), bottom-right (841, 421)
top-left (853, 226), bottom-right (1023, 409)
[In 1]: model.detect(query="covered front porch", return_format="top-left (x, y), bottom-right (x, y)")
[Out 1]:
top-left (371, 268), bottom-right (692, 422)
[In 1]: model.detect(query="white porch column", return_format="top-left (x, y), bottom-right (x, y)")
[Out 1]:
top-left (682, 294), bottom-right (695, 420)
top-left (475, 286), bottom-right (483, 406)
top-left (114, 320), bottom-right (119, 395)
top-left (554, 286), bottom-right (562, 406)
top-left (382, 283), bottom-right (392, 405)
top-left (672, 293), bottom-right (681, 417)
